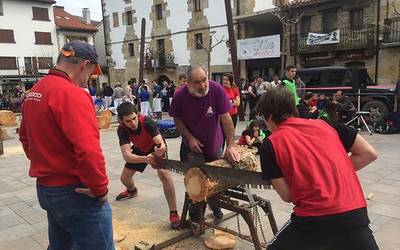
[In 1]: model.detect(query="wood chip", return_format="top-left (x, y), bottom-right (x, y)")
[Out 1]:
top-left (204, 230), bottom-right (236, 250)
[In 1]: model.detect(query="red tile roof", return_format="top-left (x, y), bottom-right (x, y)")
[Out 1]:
top-left (32, 0), bottom-right (56, 3)
top-left (53, 6), bottom-right (98, 32)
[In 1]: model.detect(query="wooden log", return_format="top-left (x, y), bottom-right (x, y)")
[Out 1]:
top-left (184, 145), bottom-right (258, 202)
top-left (98, 109), bottom-right (112, 120)
top-left (97, 115), bottom-right (111, 130)
top-left (0, 110), bottom-right (16, 126)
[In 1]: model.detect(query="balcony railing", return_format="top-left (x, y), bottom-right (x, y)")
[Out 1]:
top-left (291, 24), bottom-right (376, 54)
top-left (145, 52), bottom-right (176, 69)
top-left (383, 17), bottom-right (400, 44)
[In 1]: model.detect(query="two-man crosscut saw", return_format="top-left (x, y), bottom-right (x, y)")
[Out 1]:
top-left (160, 159), bottom-right (272, 189)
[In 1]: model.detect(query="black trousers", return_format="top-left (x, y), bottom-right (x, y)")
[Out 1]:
top-left (267, 213), bottom-right (379, 250)
top-left (231, 114), bottom-right (238, 128)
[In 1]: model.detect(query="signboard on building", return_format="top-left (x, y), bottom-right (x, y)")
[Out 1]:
top-left (237, 35), bottom-right (280, 60)
top-left (306, 30), bottom-right (340, 45)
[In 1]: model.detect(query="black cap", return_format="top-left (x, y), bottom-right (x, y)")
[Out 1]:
top-left (61, 40), bottom-right (101, 75)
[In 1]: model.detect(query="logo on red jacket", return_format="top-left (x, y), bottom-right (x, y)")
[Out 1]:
top-left (25, 92), bottom-right (42, 102)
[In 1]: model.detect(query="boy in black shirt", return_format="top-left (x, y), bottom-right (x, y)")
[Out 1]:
top-left (115, 102), bottom-right (180, 229)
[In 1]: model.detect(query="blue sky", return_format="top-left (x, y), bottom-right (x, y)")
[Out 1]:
top-left (55, 0), bottom-right (103, 21)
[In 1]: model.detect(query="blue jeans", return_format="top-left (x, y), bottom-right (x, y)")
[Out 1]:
top-left (37, 184), bottom-right (115, 250)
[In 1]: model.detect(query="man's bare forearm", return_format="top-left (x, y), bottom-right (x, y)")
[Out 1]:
top-left (174, 117), bottom-right (193, 141)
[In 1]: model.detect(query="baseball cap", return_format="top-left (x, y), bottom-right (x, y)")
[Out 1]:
top-left (61, 40), bottom-right (102, 75)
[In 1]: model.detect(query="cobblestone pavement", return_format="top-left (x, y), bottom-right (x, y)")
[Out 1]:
top-left (0, 116), bottom-right (399, 249)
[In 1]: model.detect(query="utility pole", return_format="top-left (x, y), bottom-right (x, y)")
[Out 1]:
top-left (100, 0), bottom-right (111, 84)
top-left (374, 0), bottom-right (381, 85)
top-left (139, 18), bottom-right (146, 83)
top-left (224, 0), bottom-right (244, 121)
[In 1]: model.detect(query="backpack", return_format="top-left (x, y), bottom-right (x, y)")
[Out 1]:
top-left (373, 112), bottom-right (400, 134)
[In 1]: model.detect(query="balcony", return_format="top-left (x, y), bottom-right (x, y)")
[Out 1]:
top-left (144, 52), bottom-right (176, 69)
top-left (273, 0), bottom-right (334, 9)
top-left (383, 17), bottom-right (400, 45)
top-left (291, 24), bottom-right (376, 54)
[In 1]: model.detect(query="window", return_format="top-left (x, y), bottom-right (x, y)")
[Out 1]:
top-left (350, 9), bottom-right (363, 30)
top-left (0, 29), bottom-right (15, 43)
top-left (157, 39), bottom-right (165, 65)
top-left (126, 10), bottom-right (133, 25)
top-left (113, 12), bottom-right (119, 27)
top-left (128, 43), bottom-right (134, 57)
top-left (195, 33), bottom-right (203, 49)
top-left (194, 0), bottom-right (201, 12)
top-left (34, 32), bottom-right (52, 45)
top-left (0, 0), bottom-right (3, 16)
top-left (32, 7), bottom-right (50, 21)
top-left (38, 57), bottom-right (53, 69)
top-left (322, 9), bottom-right (337, 33)
top-left (66, 36), bottom-right (87, 43)
top-left (156, 4), bottom-right (162, 20)
top-left (24, 57), bottom-right (33, 74)
top-left (300, 16), bottom-right (311, 35)
top-left (0, 57), bottom-right (17, 70)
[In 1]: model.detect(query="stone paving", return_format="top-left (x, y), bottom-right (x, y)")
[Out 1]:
top-left (0, 116), bottom-right (400, 249)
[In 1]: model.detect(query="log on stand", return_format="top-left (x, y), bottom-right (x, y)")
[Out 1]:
top-left (96, 110), bottom-right (112, 130)
top-left (0, 110), bottom-right (16, 126)
top-left (136, 146), bottom-right (277, 250)
top-left (184, 145), bottom-right (258, 202)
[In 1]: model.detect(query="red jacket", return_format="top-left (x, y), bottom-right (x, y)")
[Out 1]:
top-left (223, 86), bottom-right (239, 115)
top-left (269, 118), bottom-right (366, 217)
top-left (19, 69), bottom-right (108, 197)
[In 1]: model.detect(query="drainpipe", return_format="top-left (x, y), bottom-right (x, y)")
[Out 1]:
top-left (374, 0), bottom-right (381, 85)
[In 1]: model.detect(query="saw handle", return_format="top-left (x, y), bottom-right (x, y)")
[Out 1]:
top-left (152, 143), bottom-right (163, 169)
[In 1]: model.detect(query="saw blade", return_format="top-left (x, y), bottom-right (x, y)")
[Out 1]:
top-left (161, 159), bottom-right (272, 189)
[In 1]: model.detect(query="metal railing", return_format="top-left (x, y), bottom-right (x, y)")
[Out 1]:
top-left (144, 52), bottom-right (176, 69)
top-left (383, 17), bottom-right (400, 43)
top-left (292, 24), bottom-right (376, 54)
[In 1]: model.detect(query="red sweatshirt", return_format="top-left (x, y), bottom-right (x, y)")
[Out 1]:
top-left (19, 69), bottom-right (108, 197)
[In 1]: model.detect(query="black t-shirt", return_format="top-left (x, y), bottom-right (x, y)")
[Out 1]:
top-left (260, 121), bottom-right (357, 180)
top-left (117, 117), bottom-right (159, 148)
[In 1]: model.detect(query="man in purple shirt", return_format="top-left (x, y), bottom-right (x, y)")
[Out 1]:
top-left (169, 64), bottom-right (240, 222)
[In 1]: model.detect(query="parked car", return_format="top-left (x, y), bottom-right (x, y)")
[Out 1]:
top-left (297, 66), bottom-right (396, 123)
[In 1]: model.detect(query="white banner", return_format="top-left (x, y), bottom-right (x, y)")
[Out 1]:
top-left (237, 35), bottom-right (280, 60)
top-left (306, 30), bottom-right (340, 45)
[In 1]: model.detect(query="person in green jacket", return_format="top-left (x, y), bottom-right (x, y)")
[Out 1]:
top-left (281, 65), bottom-right (300, 105)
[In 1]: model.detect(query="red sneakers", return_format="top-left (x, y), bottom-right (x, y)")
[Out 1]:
top-left (115, 188), bottom-right (138, 201)
top-left (169, 213), bottom-right (181, 229)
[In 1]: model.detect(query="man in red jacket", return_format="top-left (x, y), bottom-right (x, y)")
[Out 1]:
top-left (257, 87), bottom-right (379, 250)
top-left (19, 40), bottom-right (114, 250)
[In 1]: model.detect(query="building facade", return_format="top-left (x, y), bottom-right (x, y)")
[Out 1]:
top-left (0, 0), bottom-right (57, 92)
top-left (102, 0), bottom-right (276, 86)
top-left (274, 0), bottom-right (400, 85)
top-left (53, 6), bottom-right (98, 50)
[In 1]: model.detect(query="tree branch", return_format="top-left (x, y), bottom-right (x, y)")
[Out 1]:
top-left (393, 2), bottom-right (400, 16)
top-left (210, 35), bottom-right (226, 50)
